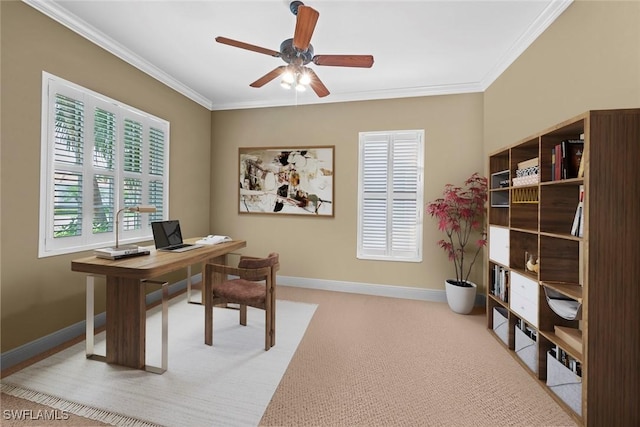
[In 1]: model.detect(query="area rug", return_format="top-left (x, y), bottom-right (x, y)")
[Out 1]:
top-left (1, 294), bottom-right (317, 427)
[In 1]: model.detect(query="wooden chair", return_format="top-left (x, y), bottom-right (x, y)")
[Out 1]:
top-left (204, 253), bottom-right (279, 350)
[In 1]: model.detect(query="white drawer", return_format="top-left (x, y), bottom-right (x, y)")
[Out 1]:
top-left (511, 271), bottom-right (539, 302)
top-left (510, 288), bottom-right (539, 327)
top-left (489, 226), bottom-right (509, 266)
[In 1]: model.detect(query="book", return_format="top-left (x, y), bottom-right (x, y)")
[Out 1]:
top-left (554, 326), bottom-right (583, 355)
top-left (577, 185), bottom-right (584, 237)
top-left (565, 139), bottom-right (584, 178)
top-left (578, 189), bottom-right (585, 238)
top-left (561, 140), bottom-right (568, 179)
top-left (517, 157), bottom-right (539, 170)
top-left (570, 203), bottom-right (581, 236)
top-left (94, 245), bottom-right (150, 260)
top-left (95, 245), bottom-right (139, 255)
top-left (491, 265), bottom-right (509, 302)
top-left (571, 185), bottom-right (585, 237)
top-left (196, 235), bottom-right (232, 245)
top-left (577, 150), bottom-right (585, 178)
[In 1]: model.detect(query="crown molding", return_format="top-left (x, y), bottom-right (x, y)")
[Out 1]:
top-left (22, 0), bottom-right (214, 110)
top-left (480, 0), bottom-right (573, 90)
top-left (210, 82), bottom-right (485, 111)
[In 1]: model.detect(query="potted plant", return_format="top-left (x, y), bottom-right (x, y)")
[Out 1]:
top-left (426, 172), bottom-right (488, 314)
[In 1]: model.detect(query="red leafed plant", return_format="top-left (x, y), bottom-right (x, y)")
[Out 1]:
top-left (426, 172), bottom-right (488, 287)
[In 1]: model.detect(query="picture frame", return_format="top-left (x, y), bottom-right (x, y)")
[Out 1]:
top-left (238, 146), bottom-right (334, 216)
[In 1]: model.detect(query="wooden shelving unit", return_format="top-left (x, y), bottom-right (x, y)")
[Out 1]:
top-left (486, 109), bottom-right (640, 426)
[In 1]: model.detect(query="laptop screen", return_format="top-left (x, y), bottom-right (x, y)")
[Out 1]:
top-left (151, 220), bottom-right (184, 249)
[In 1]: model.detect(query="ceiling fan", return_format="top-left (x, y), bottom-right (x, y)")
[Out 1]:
top-left (215, 0), bottom-right (374, 98)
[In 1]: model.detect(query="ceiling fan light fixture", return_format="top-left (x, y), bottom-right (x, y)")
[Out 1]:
top-left (299, 72), bottom-right (311, 85)
top-left (295, 83), bottom-right (306, 92)
top-left (282, 70), bottom-right (295, 84)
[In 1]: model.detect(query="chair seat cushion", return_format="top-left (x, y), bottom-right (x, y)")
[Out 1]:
top-left (213, 279), bottom-right (266, 309)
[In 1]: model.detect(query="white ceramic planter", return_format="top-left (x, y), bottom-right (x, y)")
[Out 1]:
top-left (445, 279), bottom-right (477, 314)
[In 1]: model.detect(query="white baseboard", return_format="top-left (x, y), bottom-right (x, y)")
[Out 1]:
top-left (280, 275), bottom-right (486, 307)
top-left (280, 275), bottom-right (446, 301)
top-left (1, 274), bottom-right (484, 371)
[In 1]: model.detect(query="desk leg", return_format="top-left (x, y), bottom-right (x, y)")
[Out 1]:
top-left (86, 276), bottom-right (106, 362)
top-left (204, 254), bottom-right (228, 346)
top-left (86, 275), bottom-right (94, 356)
top-left (204, 263), bottom-right (213, 346)
top-left (186, 265), bottom-right (191, 301)
top-left (106, 276), bottom-right (146, 369)
top-left (143, 280), bottom-right (168, 374)
top-left (187, 265), bottom-right (198, 304)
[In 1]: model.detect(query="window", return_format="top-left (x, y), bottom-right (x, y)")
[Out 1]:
top-left (357, 130), bottom-right (424, 262)
top-left (39, 72), bottom-right (169, 257)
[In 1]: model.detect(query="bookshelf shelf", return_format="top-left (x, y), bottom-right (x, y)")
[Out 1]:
top-left (486, 109), bottom-right (640, 426)
top-left (539, 231), bottom-right (582, 241)
top-left (487, 293), bottom-right (509, 309)
top-left (539, 330), bottom-right (583, 362)
top-left (541, 281), bottom-right (583, 303)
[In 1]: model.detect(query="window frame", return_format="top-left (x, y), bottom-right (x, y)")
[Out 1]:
top-left (357, 130), bottom-right (424, 262)
top-left (38, 72), bottom-right (169, 258)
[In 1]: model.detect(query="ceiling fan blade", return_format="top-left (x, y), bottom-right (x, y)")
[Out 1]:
top-left (312, 55), bottom-right (374, 68)
top-left (306, 68), bottom-right (330, 98)
top-left (293, 5), bottom-right (319, 52)
top-left (250, 66), bottom-right (287, 88)
top-left (215, 36), bottom-right (281, 57)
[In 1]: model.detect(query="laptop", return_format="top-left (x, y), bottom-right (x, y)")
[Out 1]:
top-left (151, 220), bottom-right (203, 252)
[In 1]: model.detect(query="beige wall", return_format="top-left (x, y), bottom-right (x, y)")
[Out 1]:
top-left (210, 94), bottom-right (485, 289)
top-left (0, 2), bottom-right (212, 351)
top-left (484, 0), bottom-right (640, 153)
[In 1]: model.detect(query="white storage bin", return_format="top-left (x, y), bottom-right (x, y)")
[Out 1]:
top-left (492, 307), bottom-right (508, 345)
top-left (546, 351), bottom-right (582, 415)
top-left (515, 326), bottom-right (537, 373)
top-left (510, 272), bottom-right (539, 327)
top-left (489, 226), bottom-right (509, 266)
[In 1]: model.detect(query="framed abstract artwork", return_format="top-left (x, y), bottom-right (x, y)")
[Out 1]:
top-left (239, 146), bottom-right (334, 216)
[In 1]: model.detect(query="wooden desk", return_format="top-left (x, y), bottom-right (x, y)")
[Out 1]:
top-left (71, 238), bottom-right (247, 370)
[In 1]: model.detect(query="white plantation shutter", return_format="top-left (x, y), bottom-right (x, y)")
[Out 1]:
top-left (52, 94), bottom-right (85, 239)
top-left (123, 118), bottom-right (143, 173)
top-left (39, 73), bottom-right (170, 257)
top-left (92, 107), bottom-right (116, 234)
top-left (122, 117), bottom-right (144, 232)
top-left (357, 130), bottom-right (424, 262)
top-left (93, 174), bottom-right (114, 234)
top-left (360, 139), bottom-right (388, 254)
top-left (148, 127), bottom-right (166, 223)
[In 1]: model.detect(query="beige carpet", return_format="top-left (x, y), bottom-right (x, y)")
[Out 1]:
top-left (2, 285), bottom-right (577, 426)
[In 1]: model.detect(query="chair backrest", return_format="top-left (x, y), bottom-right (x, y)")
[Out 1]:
top-left (238, 252), bottom-right (279, 269)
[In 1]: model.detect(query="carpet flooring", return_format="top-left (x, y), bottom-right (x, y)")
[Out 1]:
top-left (260, 286), bottom-right (578, 426)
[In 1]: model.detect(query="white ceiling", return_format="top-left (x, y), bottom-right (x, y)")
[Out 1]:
top-left (25, 0), bottom-right (572, 111)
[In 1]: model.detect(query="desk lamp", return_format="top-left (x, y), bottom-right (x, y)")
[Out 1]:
top-left (115, 205), bottom-right (156, 249)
